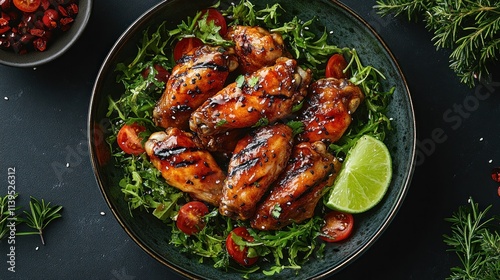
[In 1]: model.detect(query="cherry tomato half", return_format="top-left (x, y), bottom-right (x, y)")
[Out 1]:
top-left (319, 211), bottom-right (354, 242)
top-left (141, 64), bottom-right (170, 84)
top-left (116, 123), bottom-right (146, 155)
top-left (325, 53), bottom-right (349, 79)
top-left (176, 201), bottom-right (209, 235)
top-left (226, 227), bottom-right (258, 266)
top-left (201, 8), bottom-right (227, 36)
top-left (13, 0), bottom-right (41, 13)
top-left (173, 37), bottom-right (203, 61)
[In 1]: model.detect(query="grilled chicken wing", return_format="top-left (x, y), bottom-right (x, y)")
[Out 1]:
top-left (226, 25), bottom-right (285, 74)
top-left (144, 128), bottom-right (226, 206)
top-left (190, 57), bottom-right (312, 137)
top-left (297, 78), bottom-right (364, 143)
top-left (153, 45), bottom-right (238, 130)
top-left (251, 141), bottom-right (341, 230)
top-left (219, 124), bottom-right (293, 220)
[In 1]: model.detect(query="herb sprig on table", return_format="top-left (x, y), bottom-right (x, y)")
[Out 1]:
top-left (0, 194), bottom-right (63, 245)
top-left (374, 0), bottom-right (500, 87)
top-left (443, 198), bottom-right (500, 279)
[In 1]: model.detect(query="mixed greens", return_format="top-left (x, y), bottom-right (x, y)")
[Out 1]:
top-left (105, 0), bottom-right (392, 275)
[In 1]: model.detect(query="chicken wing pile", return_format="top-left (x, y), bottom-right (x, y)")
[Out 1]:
top-left (144, 25), bottom-right (365, 230)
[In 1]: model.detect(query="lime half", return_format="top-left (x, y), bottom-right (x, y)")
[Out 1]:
top-left (325, 135), bottom-right (392, 213)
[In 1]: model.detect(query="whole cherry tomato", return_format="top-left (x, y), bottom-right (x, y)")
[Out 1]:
top-left (176, 201), bottom-right (209, 235)
top-left (116, 123), bottom-right (146, 155)
top-left (319, 211), bottom-right (354, 242)
top-left (226, 227), bottom-right (258, 266)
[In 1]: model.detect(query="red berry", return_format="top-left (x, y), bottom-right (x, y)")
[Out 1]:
top-left (491, 167), bottom-right (500, 183)
top-left (42, 9), bottom-right (59, 29)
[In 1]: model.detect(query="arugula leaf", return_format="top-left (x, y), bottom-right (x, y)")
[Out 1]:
top-left (222, 0), bottom-right (282, 27)
top-left (329, 48), bottom-right (393, 157)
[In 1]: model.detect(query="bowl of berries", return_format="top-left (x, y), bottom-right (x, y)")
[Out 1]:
top-left (0, 0), bottom-right (92, 67)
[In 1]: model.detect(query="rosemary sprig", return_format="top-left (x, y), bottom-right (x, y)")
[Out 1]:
top-left (0, 194), bottom-right (20, 240)
top-left (443, 198), bottom-right (500, 279)
top-left (374, 0), bottom-right (500, 87)
top-left (17, 197), bottom-right (63, 245)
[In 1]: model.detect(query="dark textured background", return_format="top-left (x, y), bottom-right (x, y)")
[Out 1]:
top-left (1, 1), bottom-right (499, 279)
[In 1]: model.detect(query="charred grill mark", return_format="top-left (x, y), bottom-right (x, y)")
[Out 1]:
top-left (236, 137), bottom-right (268, 158)
top-left (191, 62), bottom-right (229, 72)
top-left (174, 160), bottom-right (197, 168)
top-left (154, 147), bottom-right (187, 159)
top-left (228, 158), bottom-right (259, 177)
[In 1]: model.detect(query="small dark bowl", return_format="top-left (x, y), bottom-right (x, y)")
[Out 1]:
top-left (0, 0), bottom-right (92, 68)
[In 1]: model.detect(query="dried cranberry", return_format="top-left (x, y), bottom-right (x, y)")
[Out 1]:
top-left (57, 5), bottom-right (68, 17)
top-left (66, 3), bottom-right (78, 16)
top-left (492, 167), bottom-right (500, 183)
top-left (19, 33), bottom-right (34, 44)
top-left (33, 37), bottom-right (46, 51)
top-left (41, 0), bottom-right (50, 10)
top-left (0, 26), bottom-right (10, 34)
top-left (29, 28), bottom-right (45, 37)
top-left (0, 0), bottom-right (11, 10)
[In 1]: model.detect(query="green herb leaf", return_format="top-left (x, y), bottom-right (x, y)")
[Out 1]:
top-left (16, 197), bottom-right (63, 245)
top-left (443, 198), bottom-right (500, 279)
top-left (375, 0), bottom-right (500, 87)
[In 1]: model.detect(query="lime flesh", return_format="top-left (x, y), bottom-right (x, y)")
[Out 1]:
top-left (325, 135), bottom-right (392, 213)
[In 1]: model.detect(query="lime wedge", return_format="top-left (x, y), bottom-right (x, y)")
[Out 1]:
top-left (325, 135), bottom-right (392, 213)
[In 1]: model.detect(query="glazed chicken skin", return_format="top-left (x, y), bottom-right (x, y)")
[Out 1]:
top-left (226, 25), bottom-right (285, 74)
top-left (190, 57), bottom-right (312, 137)
top-left (144, 128), bottom-right (226, 206)
top-left (297, 77), bottom-right (364, 143)
top-left (219, 124), bottom-right (293, 220)
top-left (251, 141), bottom-right (341, 230)
top-left (153, 45), bottom-right (237, 130)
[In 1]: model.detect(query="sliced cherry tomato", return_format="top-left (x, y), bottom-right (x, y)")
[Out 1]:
top-left (173, 37), bottom-right (203, 61)
top-left (176, 201), bottom-right (209, 235)
top-left (226, 227), bottom-right (258, 266)
top-left (319, 211), bottom-right (354, 242)
top-left (325, 53), bottom-right (349, 79)
top-left (13, 0), bottom-right (41, 13)
top-left (116, 123), bottom-right (146, 155)
top-left (141, 64), bottom-right (170, 84)
top-left (201, 8), bottom-right (227, 36)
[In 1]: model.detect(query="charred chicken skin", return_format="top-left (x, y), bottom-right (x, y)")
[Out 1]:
top-left (219, 124), bottom-right (294, 220)
top-left (190, 57), bottom-right (312, 137)
top-left (297, 77), bottom-right (364, 143)
top-left (153, 45), bottom-right (238, 130)
top-left (251, 141), bottom-right (341, 230)
top-left (226, 25), bottom-right (285, 74)
top-left (145, 128), bottom-right (226, 206)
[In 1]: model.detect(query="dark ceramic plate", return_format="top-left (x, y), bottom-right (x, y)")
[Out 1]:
top-left (88, 0), bottom-right (416, 279)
